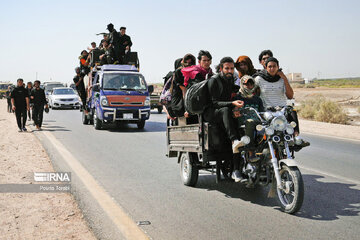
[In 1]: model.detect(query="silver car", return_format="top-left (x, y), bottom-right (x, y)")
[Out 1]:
top-left (48, 87), bottom-right (81, 109)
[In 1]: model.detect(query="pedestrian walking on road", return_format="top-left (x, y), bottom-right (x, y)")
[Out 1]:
top-left (11, 78), bottom-right (30, 132)
top-left (31, 80), bottom-right (48, 130)
top-left (26, 81), bottom-right (33, 121)
top-left (5, 86), bottom-right (12, 113)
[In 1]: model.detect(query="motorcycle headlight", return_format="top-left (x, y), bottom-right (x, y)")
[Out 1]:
top-left (286, 126), bottom-right (294, 135)
top-left (256, 125), bottom-right (264, 131)
top-left (290, 121), bottom-right (297, 128)
top-left (263, 112), bottom-right (273, 121)
top-left (144, 97), bottom-right (150, 106)
top-left (240, 136), bottom-right (250, 145)
top-left (271, 116), bottom-right (287, 131)
top-left (265, 127), bottom-right (274, 136)
top-left (100, 96), bottom-right (109, 106)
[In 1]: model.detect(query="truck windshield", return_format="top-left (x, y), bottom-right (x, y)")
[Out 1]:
top-left (103, 73), bottom-right (146, 91)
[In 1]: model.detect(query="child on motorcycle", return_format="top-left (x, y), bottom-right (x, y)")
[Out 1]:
top-left (231, 75), bottom-right (264, 182)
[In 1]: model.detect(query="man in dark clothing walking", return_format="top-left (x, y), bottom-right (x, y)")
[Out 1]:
top-left (6, 86), bottom-right (12, 113)
top-left (31, 80), bottom-right (48, 130)
top-left (26, 81), bottom-right (33, 121)
top-left (11, 78), bottom-right (30, 132)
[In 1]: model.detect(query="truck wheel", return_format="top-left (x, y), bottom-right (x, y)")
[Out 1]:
top-left (93, 111), bottom-right (102, 130)
top-left (180, 153), bottom-right (199, 186)
top-left (157, 107), bottom-right (163, 114)
top-left (82, 111), bottom-right (89, 125)
top-left (137, 120), bottom-right (145, 129)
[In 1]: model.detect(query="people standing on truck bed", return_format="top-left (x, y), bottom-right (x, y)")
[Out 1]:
top-left (169, 54), bottom-right (196, 119)
top-left (11, 78), bottom-right (30, 132)
top-left (31, 80), bottom-right (48, 130)
top-left (79, 50), bottom-right (90, 74)
top-left (119, 26), bottom-right (132, 60)
top-left (107, 23), bottom-right (121, 63)
top-left (99, 34), bottom-right (109, 50)
top-left (234, 55), bottom-right (258, 86)
top-left (73, 67), bottom-right (87, 112)
top-left (181, 50), bottom-right (214, 122)
top-left (99, 41), bottom-right (115, 65)
top-left (258, 49), bottom-right (273, 69)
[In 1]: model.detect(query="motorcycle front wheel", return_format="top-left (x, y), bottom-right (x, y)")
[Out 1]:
top-left (276, 165), bottom-right (304, 214)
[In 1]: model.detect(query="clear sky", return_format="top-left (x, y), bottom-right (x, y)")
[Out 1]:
top-left (0, 0), bottom-right (359, 85)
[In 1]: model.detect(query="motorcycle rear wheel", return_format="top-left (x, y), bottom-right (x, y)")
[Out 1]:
top-left (276, 165), bottom-right (304, 214)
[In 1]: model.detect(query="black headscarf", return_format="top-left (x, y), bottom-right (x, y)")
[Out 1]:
top-left (254, 69), bottom-right (280, 83)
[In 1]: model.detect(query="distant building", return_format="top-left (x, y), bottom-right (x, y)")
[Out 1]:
top-left (286, 73), bottom-right (304, 84)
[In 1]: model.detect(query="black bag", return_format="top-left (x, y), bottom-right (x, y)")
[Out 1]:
top-left (184, 80), bottom-right (209, 114)
top-left (184, 77), bottom-right (223, 115)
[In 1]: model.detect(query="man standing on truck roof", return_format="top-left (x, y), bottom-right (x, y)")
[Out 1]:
top-left (119, 27), bottom-right (132, 59)
top-left (99, 41), bottom-right (115, 65)
top-left (107, 23), bottom-right (121, 63)
top-left (11, 78), bottom-right (30, 132)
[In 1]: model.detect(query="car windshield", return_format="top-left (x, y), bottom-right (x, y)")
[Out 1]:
top-left (45, 84), bottom-right (64, 91)
top-left (53, 88), bottom-right (75, 95)
top-left (102, 73), bottom-right (146, 91)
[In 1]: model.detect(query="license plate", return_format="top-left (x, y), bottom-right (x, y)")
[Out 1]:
top-left (123, 113), bottom-right (133, 119)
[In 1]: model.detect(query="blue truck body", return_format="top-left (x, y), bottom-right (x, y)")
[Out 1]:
top-left (84, 65), bottom-right (151, 129)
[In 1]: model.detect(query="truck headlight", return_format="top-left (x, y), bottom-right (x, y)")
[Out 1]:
top-left (101, 96), bottom-right (109, 106)
top-left (144, 97), bottom-right (150, 106)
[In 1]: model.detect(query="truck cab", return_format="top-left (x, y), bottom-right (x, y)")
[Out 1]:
top-left (83, 64), bottom-right (153, 130)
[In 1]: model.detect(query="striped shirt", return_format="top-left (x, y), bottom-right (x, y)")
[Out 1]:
top-left (255, 76), bottom-right (287, 108)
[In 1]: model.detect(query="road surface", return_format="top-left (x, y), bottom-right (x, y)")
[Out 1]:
top-left (33, 109), bottom-right (360, 240)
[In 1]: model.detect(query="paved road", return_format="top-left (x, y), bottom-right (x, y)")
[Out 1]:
top-left (35, 109), bottom-right (360, 240)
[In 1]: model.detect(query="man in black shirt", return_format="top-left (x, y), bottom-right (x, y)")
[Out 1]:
top-left (31, 80), bottom-right (48, 130)
top-left (107, 23), bottom-right (121, 62)
top-left (11, 78), bottom-right (30, 132)
top-left (73, 67), bottom-right (87, 111)
top-left (204, 57), bottom-right (244, 152)
top-left (119, 27), bottom-right (132, 59)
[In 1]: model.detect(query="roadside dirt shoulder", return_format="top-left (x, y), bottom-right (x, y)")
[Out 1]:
top-left (300, 118), bottom-right (360, 141)
top-left (0, 100), bottom-right (95, 239)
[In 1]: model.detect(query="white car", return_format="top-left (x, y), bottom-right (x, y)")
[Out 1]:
top-left (48, 87), bottom-right (81, 109)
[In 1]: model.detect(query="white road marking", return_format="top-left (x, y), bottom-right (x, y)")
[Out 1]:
top-left (298, 164), bottom-right (360, 185)
top-left (40, 130), bottom-right (149, 240)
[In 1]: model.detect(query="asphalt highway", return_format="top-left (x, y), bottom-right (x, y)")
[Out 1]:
top-left (34, 109), bottom-right (360, 240)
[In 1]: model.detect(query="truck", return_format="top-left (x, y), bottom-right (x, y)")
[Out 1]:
top-left (82, 64), bottom-right (153, 130)
top-left (0, 82), bottom-right (13, 99)
top-left (148, 85), bottom-right (163, 113)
